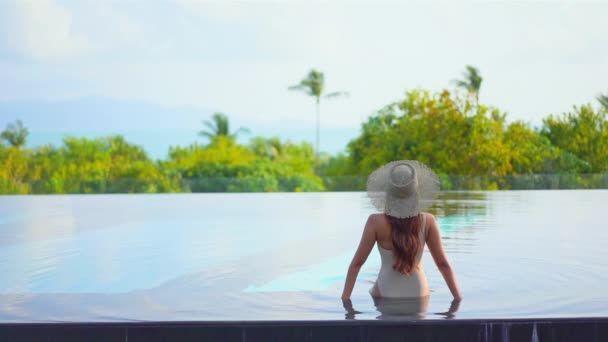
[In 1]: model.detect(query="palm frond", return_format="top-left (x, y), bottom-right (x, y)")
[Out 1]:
top-left (288, 84), bottom-right (314, 96)
top-left (230, 127), bottom-right (250, 138)
top-left (452, 65), bottom-right (483, 100)
top-left (464, 65), bottom-right (482, 91)
top-left (324, 91), bottom-right (349, 99)
top-left (452, 80), bottom-right (469, 89)
top-left (202, 120), bottom-right (217, 133)
top-left (289, 69), bottom-right (325, 98)
top-left (1, 119), bottom-right (28, 147)
top-left (288, 84), bottom-right (306, 91)
top-left (198, 131), bottom-right (215, 139)
top-left (597, 93), bottom-right (608, 109)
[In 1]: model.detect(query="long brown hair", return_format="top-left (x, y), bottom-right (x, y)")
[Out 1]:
top-left (386, 213), bottom-right (423, 275)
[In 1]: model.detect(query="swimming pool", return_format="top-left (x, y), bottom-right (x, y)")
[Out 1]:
top-left (0, 191), bottom-right (607, 322)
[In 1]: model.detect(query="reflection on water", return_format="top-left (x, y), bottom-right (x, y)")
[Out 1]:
top-left (431, 191), bottom-right (488, 216)
top-left (1, 191), bottom-right (608, 322)
top-left (344, 297), bottom-right (461, 320)
top-left (372, 296), bottom-right (430, 320)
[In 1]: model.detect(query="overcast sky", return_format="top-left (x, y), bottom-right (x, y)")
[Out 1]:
top-left (0, 0), bottom-right (607, 131)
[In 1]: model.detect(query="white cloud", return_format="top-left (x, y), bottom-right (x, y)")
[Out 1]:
top-left (0, 0), bottom-right (149, 61)
top-left (3, 0), bottom-right (89, 60)
top-left (72, 1), bottom-right (145, 51)
top-left (175, 0), bottom-right (252, 20)
top-left (0, 0), bottom-right (606, 130)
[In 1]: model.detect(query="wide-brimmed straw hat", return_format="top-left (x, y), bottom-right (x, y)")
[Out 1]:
top-left (367, 160), bottom-right (440, 218)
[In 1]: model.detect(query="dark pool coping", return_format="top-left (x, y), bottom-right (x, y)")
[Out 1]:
top-left (2, 317), bottom-right (608, 341)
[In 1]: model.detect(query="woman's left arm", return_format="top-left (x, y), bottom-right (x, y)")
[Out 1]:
top-left (341, 214), bottom-right (377, 300)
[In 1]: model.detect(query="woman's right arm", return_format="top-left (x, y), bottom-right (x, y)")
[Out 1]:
top-left (425, 213), bottom-right (462, 301)
top-left (341, 214), bottom-right (377, 300)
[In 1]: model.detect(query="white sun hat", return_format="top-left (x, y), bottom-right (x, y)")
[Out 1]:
top-left (366, 160), bottom-right (440, 218)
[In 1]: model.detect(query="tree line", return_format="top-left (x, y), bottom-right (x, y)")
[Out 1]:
top-left (1, 66), bottom-right (607, 194)
top-left (321, 89), bottom-right (607, 190)
top-left (0, 121), bottom-right (323, 194)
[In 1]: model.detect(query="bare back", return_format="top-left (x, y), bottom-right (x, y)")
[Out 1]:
top-left (341, 211), bottom-right (462, 301)
top-left (373, 213), bottom-right (429, 251)
top-left (370, 212), bottom-right (429, 298)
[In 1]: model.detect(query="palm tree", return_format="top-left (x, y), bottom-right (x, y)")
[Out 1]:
top-left (249, 137), bottom-right (290, 160)
top-left (453, 65), bottom-right (483, 104)
top-left (289, 69), bottom-right (348, 157)
top-left (597, 92), bottom-right (608, 110)
top-left (199, 112), bottom-right (249, 141)
top-left (267, 137), bottom-right (291, 160)
top-left (1, 120), bottom-right (28, 148)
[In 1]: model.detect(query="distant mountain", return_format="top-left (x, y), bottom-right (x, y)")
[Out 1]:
top-left (0, 97), bottom-right (359, 159)
top-left (0, 97), bottom-right (216, 131)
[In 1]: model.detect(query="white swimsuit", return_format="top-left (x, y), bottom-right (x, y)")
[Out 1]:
top-left (371, 213), bottom-right (430, 298)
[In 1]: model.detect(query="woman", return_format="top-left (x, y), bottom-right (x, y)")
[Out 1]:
top-left (341, 160), bottom-right (462, 304)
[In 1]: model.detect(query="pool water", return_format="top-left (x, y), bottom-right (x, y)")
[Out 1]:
top-left (0, 191), bottom-right (607, 322)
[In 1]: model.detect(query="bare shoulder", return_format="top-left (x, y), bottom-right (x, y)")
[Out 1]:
top-left (423, 212), bottom-right (437, 225)
top-left (366, 213), bottom-right (387, 231)
top-left (367, 213), bottom-right (384, 226)
top-left (422, 212), bottom-right (438, 240)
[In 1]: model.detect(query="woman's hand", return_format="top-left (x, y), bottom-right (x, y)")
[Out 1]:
top-left (434, 298), bottom-right (462, 319)
top-left (341, 298), bottom-right (362, 319)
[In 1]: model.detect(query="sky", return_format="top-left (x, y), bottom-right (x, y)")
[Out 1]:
top-left (0, 0), bottom-right (607, 155)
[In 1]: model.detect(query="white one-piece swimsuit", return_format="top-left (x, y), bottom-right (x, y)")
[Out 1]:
top-left (371, 213), bottom-right (430, 298)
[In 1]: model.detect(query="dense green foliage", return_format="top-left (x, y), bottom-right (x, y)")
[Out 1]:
top-left (161, 136), bottom-right (323, 192)
top-left (1, 87), bottom-right (607, 194)
top-left (0, 132), bottom-right (322, 194)
top-left (322, 89), bottom-right (608, 190)
top-left (0, 136), bottom-right (181, 194)
top-left (541, 105), bottom-right (608, 173)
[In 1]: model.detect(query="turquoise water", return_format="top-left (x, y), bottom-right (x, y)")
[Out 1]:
top-left (0, 191), bottom-right (607, 321)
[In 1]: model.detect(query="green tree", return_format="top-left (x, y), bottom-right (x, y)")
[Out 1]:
top-left (504, 121), bottom-right (555, 174)
top-left (23, 136), bottom-right (181, 194)
top-left (0, 144), bottom-right (30, 194)
top-left (289, 69), bottom-right (348, 157)
top-left (345, 89), bottom-right (568, 189)
top-left (453, 65), bottom-right (483, 105)
top-left (597, 92), bottom-right (608, 110)
top-left (541, 105), bottom-right (608, 173)
top-left (249, 136), bottom-right (293, 161)
top-left (1, 120), bottom-right (29, 148)
top-left (348, 90), bottom-right (510, 176)
top-left (502, 120), bottom-right (588, 185)
top-left (163, 136), bottom-right (323, 192)
top-left (199, 112), bottom-right (249, 142)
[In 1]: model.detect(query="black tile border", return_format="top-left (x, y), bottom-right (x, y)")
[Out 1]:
top-left (1, 317), bottom-right (607, 342)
